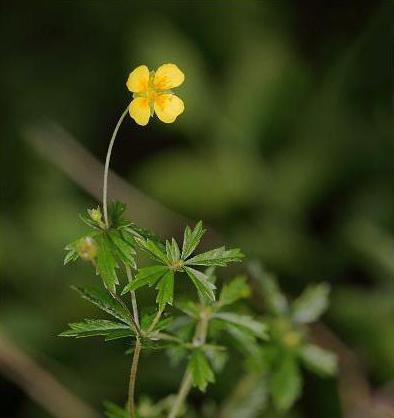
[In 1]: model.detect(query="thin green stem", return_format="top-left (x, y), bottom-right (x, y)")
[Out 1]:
top-left (128, 339), bottom-right (142, 418)
top-left (167, 313), bottom-right (210, 418)
top-left (167, 372), bottom-right (193, 418)
top-left (126, 265), bottom-right (140, 328)
top-left (112, 293), bottom-right (140, 336)
top-left (147, 308), bottom-right (164, 334)
top-left (102, 107), bottom-right (129, 227)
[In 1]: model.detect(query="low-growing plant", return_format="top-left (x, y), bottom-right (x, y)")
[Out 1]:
top-left (62, 64), bottom-right (337, 418)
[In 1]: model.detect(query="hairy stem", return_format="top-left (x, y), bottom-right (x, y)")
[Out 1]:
top-left (112, 293), bottom-right (140, 336)
top-left (167, 313), bottom-right (210, 418)
top-left (126, 265), bottom-right (140, 328)
top-left (147, 308), bottom-right (164, 334)
top-left (167, 372), bottom-right (193, 418)
top-left (128, 339), bottom-right (142, 418)
top-left (102, 107), bottom-right (129, 227)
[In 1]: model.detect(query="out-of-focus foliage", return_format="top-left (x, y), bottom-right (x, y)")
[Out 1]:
top-left (0, 1), bottom-right (392, 417)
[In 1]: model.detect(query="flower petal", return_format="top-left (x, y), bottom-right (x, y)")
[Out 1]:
top-left (126, 65), bottom-right (150, 93)
top-left (129, 98), bottom-right (151, 126)
top-left (154, 64), bottom-right (184, 90)
top-left (154, 94), bottom-right (185, 124)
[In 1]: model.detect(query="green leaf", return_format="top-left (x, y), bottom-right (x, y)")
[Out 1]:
top-left (213, 312), bottom-right (268, 339)
top-left (96, 234), bottom-right (119, 294)
top-left (125, 265), bottom-right (168, 293)
top-left (188, 349), bottom-right (215, 392)
top-left (72, 286), bottom-right (132, 326)
top-left (175, 301), bottom-right (200, 319)
top-left (104, 329), bottom-right (135, 341)
top-left (300, 344), bottom-right (338, 376)
top-left (224, 379), bottom-right (267, 418)
top-left (271, 354), bottom-right (302, 411)
top-left (103, 401), bottom-right (128, 418)
top-left (219, 276), bottom-right (250, 306)
top-left (185, 247), bottom-right (244, 267)
top-left (79, 213), bottom-right (102, 230)
top-left (166, 238), bottom-right (181, 263)
top-left (108, 201), bottom-right (128, 228)
top-left (292, 283), bottom-right (330, 323)
top-left (141, 312), bottom-right (173, 333)
top-left (107, 230), bottom-right (136, 267)
top-left (64, 248), bottom-right (79, 265)
top-left (156, 270), bottom-right (175, 310)
top-left (59, 319), bottom-right (131, 339)
top-left (182, 221), bottom-right (205, 260)
top-left (135, 237), bottom-right (168, 264)
top-left (184, 266), bottom-right (216, 303)
top-left (223, 322), bottom-right (260, 358)
top-left (125, 224), bottom-right (165, 249)
top-left (64, 237), bottom-right (83, 265)
top-left (248, 262), bottom-right (288, 315)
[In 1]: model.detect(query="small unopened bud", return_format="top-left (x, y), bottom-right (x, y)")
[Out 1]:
top-left (88, 207), bottom-right (102, 223)
top-left (77, 237), bottom-right (97, 261)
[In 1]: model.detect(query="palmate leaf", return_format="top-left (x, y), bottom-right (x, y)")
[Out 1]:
top-left (123, 265), bottom-right (168, 294)
top-left (59, 319), bottom-right (132, 339)
top-left (188, 349), bottom-right (215, 392)
top-left (185, 247), bottom-right (244, 267)
top-left (125, 223), bottom-right (165, 250)
top-left (134, 237), bottom-right (169, 264)
top-left (107, 201), bottom-right (128, 228)
top-left (64, 247), bottom-right (79, 265)
top-left (156, 270), bottom-right (175, 310)
top-left (219, 276), bottom-right (251, 306)
top-left (184, 266), bottom-right (216, 303)
top-left (248, 262), bottom-right (288, 315)
top-left (72, 286), bottom-right (132, 326)
top-left (107, 230), bottom-right (136, 267)
top-left (182, 221), bottom-right (205, 260)
top-left (175, 301), bottom-right (200, 319)
top-left (213, 312), bottom-right (268, 339)
top-left (300, 344), bottom-right (337, 376)
top-left (292, 283), bottom-right (330, 324)
top-left (96, 234), bottom-right (119, 294)
top-left (166, 238), bottom-right (181, 263)
top-left (222, 322), bottom-right (261, 358)
top-left (270, 354), bottom-right (302, 411)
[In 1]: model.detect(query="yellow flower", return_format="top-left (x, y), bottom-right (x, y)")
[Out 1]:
top-left (126, 64), bottom-right (185, 126)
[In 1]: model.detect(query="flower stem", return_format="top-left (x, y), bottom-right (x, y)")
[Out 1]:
top-left (128, 339), bottom-right (142, 418)
top-left (102, 106), bottom-right (129, 228)
top-left (167, 313), bottom-right (210, 418)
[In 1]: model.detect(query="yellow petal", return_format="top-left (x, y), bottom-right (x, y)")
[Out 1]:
top-left (126, 65), bottom-right (150, 93)
top-left (154, 94), bottom-right (184, 124)
top-left (129, 98), bottom-right (151, 126)
top-left (154, 64), bottom-right (184, 90)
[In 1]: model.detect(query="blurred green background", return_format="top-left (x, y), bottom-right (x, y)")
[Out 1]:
top-left (1, 1), bottom-right (393, 417)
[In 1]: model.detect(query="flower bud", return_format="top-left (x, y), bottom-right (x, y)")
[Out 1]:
top-left (88, 207), bottom-right (103, 223)
top-left (77, 237), bottom-right (97, 261)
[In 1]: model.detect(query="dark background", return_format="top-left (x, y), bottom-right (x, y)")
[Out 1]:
top-left (0, 1), bottom-right (393, 417)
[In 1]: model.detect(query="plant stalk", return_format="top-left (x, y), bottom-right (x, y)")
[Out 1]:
top-left (167, 313), bottom-right (210, 418)
top-left (147, 308), bottom-right (164, 334)
top-left (102, 107), bottom-right (129, 227)
top-left (126, 265), bottom-right (140, 328)
top-left (128, 339), bottom-right (142, 418)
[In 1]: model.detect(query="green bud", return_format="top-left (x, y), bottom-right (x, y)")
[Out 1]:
top-left (88, 207), bottom-right (102, 223)
top-left (77, 237), bottom-right (97, 261)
